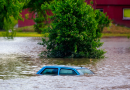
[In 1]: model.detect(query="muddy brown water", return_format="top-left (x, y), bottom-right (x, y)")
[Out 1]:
top-left (0, 37), bottom-right (130, 80)
top-left (0, 37), bottom-right (130, 90)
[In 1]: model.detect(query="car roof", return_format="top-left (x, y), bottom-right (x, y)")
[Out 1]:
top-left (44, 65), bottom-right (86, 69)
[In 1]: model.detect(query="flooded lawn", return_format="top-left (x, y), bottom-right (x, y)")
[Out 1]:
top-left (0, 37), bottom-right (130, 90)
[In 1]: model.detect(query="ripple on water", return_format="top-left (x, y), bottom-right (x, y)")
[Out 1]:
top-left (0, 37), bottom-right (130, 89)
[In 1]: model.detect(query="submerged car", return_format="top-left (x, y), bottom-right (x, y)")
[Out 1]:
top-left (36, 65), bottom-right (94, 76)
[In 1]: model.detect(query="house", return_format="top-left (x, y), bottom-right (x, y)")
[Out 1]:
top-left (18, 9), bottom-right (35, 27)
top-left (18, 0), bottom-right (130, 27)
top-left (86, 0), bottom-right (130, 27)
top-left (18, 9), bottom-right (52, 27)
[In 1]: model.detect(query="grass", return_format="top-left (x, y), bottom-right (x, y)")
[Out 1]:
top-left (15, 32), bottom-right (42, 37)
top-left (102, 24), bottom-right (130, 37)
top-left (0, 23), bottom-right (130, 37)
top-left (102, 33), bottom-right (130, 37)
top-left (103, 24), bottom-right (130, 34)
top-left (0, 31), bottom-right (49, 37)
top-left (16, 25), bottom-right (35, 32)
top-left (15, 32), bottom-right (49, 37)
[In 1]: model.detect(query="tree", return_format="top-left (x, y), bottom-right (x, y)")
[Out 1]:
top-left (0, 0), bottom-right (30, 38)
top-left (24, 0), bottom-right (53, 33)
top-left (40, 0), bottom-right (111, 58)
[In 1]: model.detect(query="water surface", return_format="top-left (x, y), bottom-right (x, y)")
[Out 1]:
top-left (0, 37), bottom-right (130, 89)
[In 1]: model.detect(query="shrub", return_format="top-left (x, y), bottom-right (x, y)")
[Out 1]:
top-left (40, 0), bottom-right (110, 58)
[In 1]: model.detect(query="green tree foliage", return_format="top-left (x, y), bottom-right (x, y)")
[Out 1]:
top-left (24, 0), bottom-right (53, 33)
top-left (40, 0), bottom-right (111, 58)
top-left (0, 0), bottom-right (30, 38)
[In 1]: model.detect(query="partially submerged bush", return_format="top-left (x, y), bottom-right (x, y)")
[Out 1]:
top-left (40, 0), bottom-right (110, 58)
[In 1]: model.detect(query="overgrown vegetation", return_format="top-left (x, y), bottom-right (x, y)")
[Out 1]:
top-left (39, 0), bottom-right (110, 58)
top-left (1, 24), bottom-right (130, 37)
top-left (0, 0), bottom-right (30, 39)
top-left (103, 24), bottom-right (130, 34)
top-left (1, 0), bottom-right (129, 59)
top-left (2, 17), bottom-right (18, 39)
top-left (24, 0), bottom-right (53, 34)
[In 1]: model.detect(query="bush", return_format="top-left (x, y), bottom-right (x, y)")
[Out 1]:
top-left (40, 0), bottom-right (110, 58)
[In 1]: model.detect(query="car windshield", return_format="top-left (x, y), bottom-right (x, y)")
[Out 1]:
top-left (77, 69), bottom-right (94, 74)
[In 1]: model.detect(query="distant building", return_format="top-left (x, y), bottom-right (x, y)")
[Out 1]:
top-left (18, 9), bottom-right (52, 27)
top-left (87, 0), bottom-right (130, 27)
top-left (18, 9), bottom-right (35, 27)
top-left (18, 0), bottom-right (130, 27)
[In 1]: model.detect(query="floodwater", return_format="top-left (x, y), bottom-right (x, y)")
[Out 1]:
top-left (0, 37), bottom-right (130, 90)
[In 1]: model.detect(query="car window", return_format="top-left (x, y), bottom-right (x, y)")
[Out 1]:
top-left (59, 68), bottom-right (77, 75)
top-left (77, 69), bottom-right (94, 74)
top-left (41, 68), bottom-right (58, 75)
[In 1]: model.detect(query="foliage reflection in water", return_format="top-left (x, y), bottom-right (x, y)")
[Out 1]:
top-left (0, 56), bottom-right (36, 80)
top-left (41, 58), bottom-right (100, 66)
top-left (0, 55), bottom-right (101, 80)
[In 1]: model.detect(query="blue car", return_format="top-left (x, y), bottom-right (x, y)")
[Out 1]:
top-left (37, 65), bottom-right (94, 76)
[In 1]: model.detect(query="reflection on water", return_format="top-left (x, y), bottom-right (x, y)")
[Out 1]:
top-left (0, 37), bottom-right (101, 79)
top-left (0, 56), bottom-right (100, 79)
top-left (0, 37), bottom-right (130, 80)
top-left (41, 58), bottom-right (101, 69)
top-left (0, 37), bottom-right (44, 79)
top-left (0, 57), bottom-right (35, 79)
